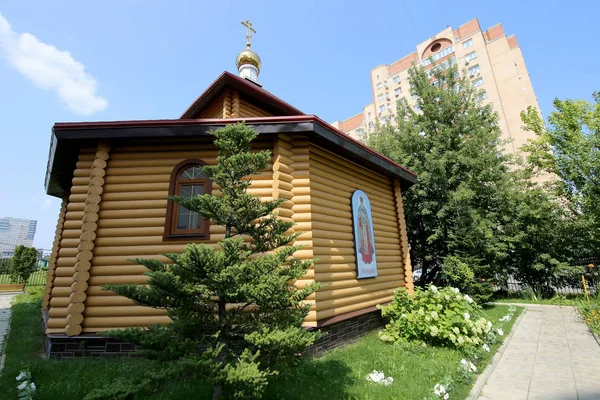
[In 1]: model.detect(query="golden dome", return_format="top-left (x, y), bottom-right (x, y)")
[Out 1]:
top-left (236, 45), bottom-right (262, 70)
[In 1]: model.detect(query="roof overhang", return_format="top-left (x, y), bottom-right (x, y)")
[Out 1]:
top-left (46, 115), bottom-right (416, 197)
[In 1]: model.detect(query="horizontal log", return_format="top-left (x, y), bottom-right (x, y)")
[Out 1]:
top-left (310, 167), bottom-right (394, 202)
top-left (84, 306), bottom-right (167, 317)
top-left (312, 247), bottom-right (354, 256)
top-left (55, 267), bottom-right (75, 277)
top-left (47, 317), bottom-right (67, 329)
top-left (316, 273), bottom-right (404, 291)
top-left (315, 287), bottom-right (397, 311)
top-left (317, 295), bottom-right (394, 320)
top-left (88, 275), bottom-right (149, 286)
top-left (101, 191), bottom-right (168, 202)
top-left (105, 174), bottom-right (170, 184)
top-left (53, 277), bottom-right (74, 287)
top-left (93, 244), bottom-right (188, 257)
top-left (100, 199), bottom-right (167, 210)
top-left (310, 145), bottom-right (389, 184)
top-left (107, 155), bottom-right (217, 168)
top-left (82, 316), bottom-right (172, 328)
top-left (95, 218), bottom-right (166, 230)
top-left (50, 297), bottom-right (70, 307)
top-left (85, 296), bottom-right (136, 307)
top-left (99, 208), bottom-right (166, 219)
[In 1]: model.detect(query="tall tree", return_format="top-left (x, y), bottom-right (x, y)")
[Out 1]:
top-left (88, 123), bottom-right (320, 400)
top-left (521, 92), bottom-right (600, 254)
top-left (369, 61), bottom-right (511, 286)
top-left (10, 245), bottom-right (38, 284)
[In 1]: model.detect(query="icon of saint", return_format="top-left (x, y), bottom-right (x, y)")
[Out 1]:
top-left (357, 196), bottom-right (375, 264)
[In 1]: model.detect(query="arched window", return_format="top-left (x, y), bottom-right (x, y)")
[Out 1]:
top-left (164, 159), bottom-right (211, 240)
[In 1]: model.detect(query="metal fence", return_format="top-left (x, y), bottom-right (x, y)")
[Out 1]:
top-left (0, 269), bottom-right (47, 286)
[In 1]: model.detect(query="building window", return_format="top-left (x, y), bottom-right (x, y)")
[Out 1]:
top-left (376, 74), bottom-right (380, 80)
top-left (378, 105), bottom-right (385, 113)
top-left (377, 94), bottom-right (384, 101)
top-left (479, 90), bottom-right (488, 100)
top-left (376, 82), bottom-right (382, 90)
top-left (368, 112), bottom-right (371, 117)
top-left (422, 45), bottom-right (455, 67)
top-left (368, 122), bottom-right (375, 129)
top-left (393, 75), bottom-right (400, 84)
top-left (465, 51), bottom-right (477, 62)
top-left (473, 77), bottom-right (484, 87)
top-left (413, 104), bottom-right (421, 111)
top-left (412, 93), bottom-right (419, 100)
top-left (355, 128), bottom-right (364, 136)
top-left (462, 38), bottom-right (473, 48)
top-left (468, 64), bottom-right (480, 76)
top-left (164, 159), bottom-right (211, 240)
top-left (379, 116), bottom-right (386, 124)
top-left (394, 88), bottom-right (402, 96)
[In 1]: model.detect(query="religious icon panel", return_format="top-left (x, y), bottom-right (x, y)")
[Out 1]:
top-left (351, 190), bottom-right (378, 278)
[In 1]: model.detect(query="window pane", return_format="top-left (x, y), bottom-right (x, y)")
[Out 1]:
top-left (176, 183), bottom-right (204, 230)
top-left (180, 166), bottom-right (206, 180)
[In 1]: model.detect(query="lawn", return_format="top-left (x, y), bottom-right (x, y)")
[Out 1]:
top-left (1, 288), bottom-right (522, 399)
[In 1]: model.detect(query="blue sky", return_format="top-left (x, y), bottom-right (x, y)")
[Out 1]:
top-left (1, 0), bottom-right (598, 249)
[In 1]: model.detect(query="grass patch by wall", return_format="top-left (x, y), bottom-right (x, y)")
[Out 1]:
top-left (0, 287), bottom-right (522, 399)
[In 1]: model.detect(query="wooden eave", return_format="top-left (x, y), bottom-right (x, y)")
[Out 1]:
top-left (46, 116), bottom-right (417, 197)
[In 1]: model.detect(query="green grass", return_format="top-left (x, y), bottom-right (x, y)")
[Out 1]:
top-left (493, 294), bottom-right (585, 306)
top-left (0, 288), bottom-right (522, 399)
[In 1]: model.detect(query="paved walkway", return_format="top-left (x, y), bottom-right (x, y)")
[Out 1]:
top-left (0, 293), bottom-right (17, 373)
top-left (478, 305), bottom-right (600, 400)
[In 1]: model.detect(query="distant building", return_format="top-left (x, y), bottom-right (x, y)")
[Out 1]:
top-left (332, 18), bottom-right (540, 157)
top-left (0, 217), bottom-right (37, 254)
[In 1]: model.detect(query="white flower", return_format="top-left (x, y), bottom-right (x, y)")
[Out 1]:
top-left (451, 287), bottom-right (460, 294)
top-left (469, 361), bottom-right (477, 372)
top-left (30, 382), bottom-right (36, 390)
top-left (434, 383), bottom-right (447, 395)
top-left (430, 326), bottom-right (439, 336)
top-left (483, 343), bottom-right (490, 352)
top-left (497, 328), bottom-right (504, 336)
top-left (444, 393), bottom-right (449, 400)
top-left (17, 382), bottom-right (27, 390)
top-left (464, 313), bottom-right (470, 320)
top-left (487, 321), bottom-right (492, 329)
top-left (16, 372), bottom-right (26, 381)
top-left (401, 314), bottom-right (407, 318)
top-left (461, 359), bottom-right (468, 366)
top-left (508, 306), bottom-right (517, 313)
top-left (464, 294), bottom-right (474, 303)
top-left (430, 285), bottom-right (438, 293)
top-left (431, 311), bottom-right (439, 319)
top-left (366, 370), bottom-right (393, 386)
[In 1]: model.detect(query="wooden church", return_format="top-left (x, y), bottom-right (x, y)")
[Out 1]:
top-left (41, 22), bottom-right (416, 357)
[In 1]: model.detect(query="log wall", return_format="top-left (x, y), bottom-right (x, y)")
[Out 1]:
top-left (195, 90), bottom-right (273, 119)
top-left (308, 144), bottom-right (408, 322)
top-left (46, 136), bottom-right (278, 334)
top-left (42, 196), bottom-right (68, 310)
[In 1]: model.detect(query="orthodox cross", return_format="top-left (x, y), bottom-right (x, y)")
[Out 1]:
top-left (241, 20), bottom-right (256, 47)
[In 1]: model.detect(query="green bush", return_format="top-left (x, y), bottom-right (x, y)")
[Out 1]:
top-left (379, 286), bottom-right (496, 349)
top-left (0, 258), bottom-right (11, 275)
top-left (442, 256), bottom-right (494, 304)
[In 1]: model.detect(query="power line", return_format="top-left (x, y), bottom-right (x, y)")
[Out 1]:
top-left (400, 0), bottom-right (420, 38)
top-left (377, 2), bottom-right (403, 46)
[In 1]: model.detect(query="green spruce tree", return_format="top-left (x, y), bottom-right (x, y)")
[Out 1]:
top-left (87, 123), bottom-right (320, 400)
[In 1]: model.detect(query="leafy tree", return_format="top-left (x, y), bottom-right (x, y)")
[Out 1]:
top-left (0, 258), bottom-right (11, 275)
top-left (87, 123), bottom-right (320, 400)
top-left (369, 61), bottom-right (511, 289)
top-left (521, 92), bottom-right (600, 255)
top-left (9, 245), bottom-right (38, 284)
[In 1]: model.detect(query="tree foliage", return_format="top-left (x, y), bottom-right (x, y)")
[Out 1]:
top-left (521, 92), bottom-right (600, 254)
top-left (369, 61), bottom-right (510, 290)
top-left (9, 245), bottom-right (38, 284)
top-left (369, 61), bottom-right (582, 295)
top-left (87, 123), bottom-right (320, 400)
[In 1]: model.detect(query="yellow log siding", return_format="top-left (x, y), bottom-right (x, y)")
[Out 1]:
top-left (41, 196), bottom-right (68, 310)
top-left (46, 148), bottom-right (96, 333)
top-left (50, 137), bottom-right (276, 333)
top-left (394, 180), bottom-right (414, 293)
top-left (309, 145), bottom-right (406, 321)
top-left (198, 93), bottom-right (226, 119)
top-left (238, 95), bottom-right (273, 118)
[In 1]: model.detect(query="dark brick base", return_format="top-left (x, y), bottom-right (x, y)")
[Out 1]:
top-left (307, 309), bottom-right (386, 356)
top-left (45, 334), bottom-right (140, 359)
top-left (45, 309), bottom-right (386, 358)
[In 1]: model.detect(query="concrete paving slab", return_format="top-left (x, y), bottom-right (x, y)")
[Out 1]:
top-left (476, 305), bottom-right (600, 400)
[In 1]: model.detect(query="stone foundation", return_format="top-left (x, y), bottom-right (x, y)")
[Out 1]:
top-left (45, 334), bottom-right (139, 359)
top-left (44, 307), bottom-right (386, 359)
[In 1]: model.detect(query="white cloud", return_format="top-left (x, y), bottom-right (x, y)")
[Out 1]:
top-left (0, 13), bottom-right (107, 115)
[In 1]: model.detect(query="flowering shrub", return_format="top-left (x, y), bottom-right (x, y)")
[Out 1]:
top-left (16, 371), bottom-right (36, 399)
top-left (378, 286), bottom-right (496, 349)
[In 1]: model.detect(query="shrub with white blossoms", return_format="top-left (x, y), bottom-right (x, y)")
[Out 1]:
top-left (365, 370), bottom-right (394, 386)
top-left (378, 286), bottom-right (496, 349)
top-left (16, 371), bottom-right (36, 399)
top-left (433, 383), bottom-right (450, 399)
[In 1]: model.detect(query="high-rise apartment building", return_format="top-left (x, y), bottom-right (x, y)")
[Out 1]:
top-left (332, 18), bottom-right (540, 156)
top-left (0, 217), bottom-right (37, 254)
